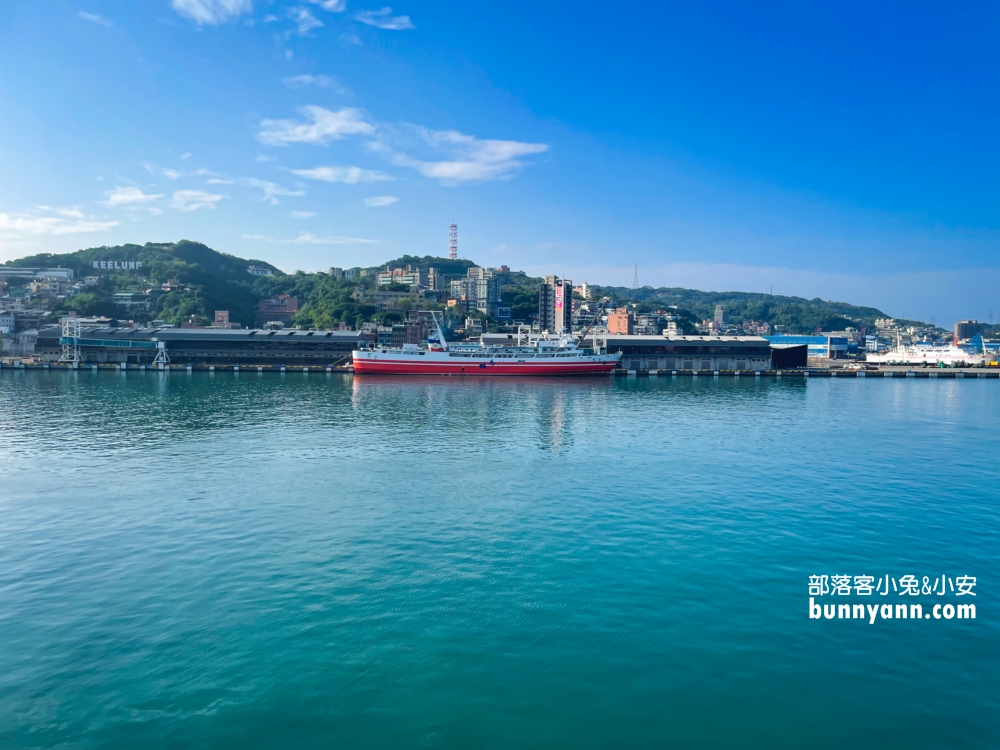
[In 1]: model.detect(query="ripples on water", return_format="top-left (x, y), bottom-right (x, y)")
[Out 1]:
top-left (0, 371), bottom-right (997, 748)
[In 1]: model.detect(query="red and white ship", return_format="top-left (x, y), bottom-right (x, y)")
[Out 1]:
top-left (353, 315), bottom-right (620, 376)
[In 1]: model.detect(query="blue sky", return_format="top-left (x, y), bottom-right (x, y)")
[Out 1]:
top-left (1, 1), bottom-right (997, 323)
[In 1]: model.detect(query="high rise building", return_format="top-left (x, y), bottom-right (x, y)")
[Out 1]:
top-left (954, 320), bottom-right (986, 341)
top-left (449, 267), bottom-right (502, 317)
top-left (538, 275), bottom-right (572, 333)
top-left (714, 304), bottom-right (728, 325)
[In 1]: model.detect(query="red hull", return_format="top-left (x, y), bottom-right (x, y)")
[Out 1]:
top-left (353, 357), bottom-right (617, 376)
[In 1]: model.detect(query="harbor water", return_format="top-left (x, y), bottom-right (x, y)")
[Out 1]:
top-left (0, 371), bottom-right (997, 748)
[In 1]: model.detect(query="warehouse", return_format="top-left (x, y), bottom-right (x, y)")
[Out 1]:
top-left (483, 333), bottom-right (775, 371)
top-left (603, 334), bottom-right (773, 371)
top-left (35, 325), bottom-right (364, 365)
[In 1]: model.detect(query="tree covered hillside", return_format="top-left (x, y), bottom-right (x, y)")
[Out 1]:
top-left (6, 241), bottom-right (281, 326)
top-left (593, 285), bottom-right (905, 333)
top-left (3, 241), bottom-right (930, 334)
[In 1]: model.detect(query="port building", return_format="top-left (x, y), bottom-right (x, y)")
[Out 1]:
top-left (35, 325), bottom-right (363, 366)
top-left (36, 326), bottom-right (805, 371)
top-left (484, 333), bottom-right (776, 371)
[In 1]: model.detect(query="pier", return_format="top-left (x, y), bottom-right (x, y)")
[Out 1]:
top-left (2, 362), bottom-right (998, 378)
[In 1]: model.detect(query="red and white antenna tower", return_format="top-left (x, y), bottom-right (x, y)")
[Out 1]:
top-left (449, 223), bottom-right (458, 259)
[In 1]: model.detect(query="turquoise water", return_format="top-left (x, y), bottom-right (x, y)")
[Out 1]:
top-left (0, 371), bottom-right (997, 748)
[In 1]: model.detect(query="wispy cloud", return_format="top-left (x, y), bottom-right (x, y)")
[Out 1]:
top-left (370, 126), bottom-right (548, 184)
top-left (99, 186), bottom-right (164, 208)
top-left (181, 152), bottom-right (192, 160)
top-left (354, 7), bottom-right (414, 30)
top-left (144, 162), bottom-right (216, 180)
top-left (364, 196), bottom-right (397, 207)
top-left (171, 190), bottom-right (223, 212)
top-left (240, 178), bottom-right (306, 205)
top-left (288, 6), bottom-right (323, 34)
top-left (243, 232), bottom-right (376, 244)
top-left (291, 210), bottom-right (317, 218)
top-left (290, 165), bottom-right (392, 183)
top-left (282, 74), bottom-right (348, 93)
top-left (309, 0), bottom-right (347, 11)
top-left (258, 106), bottom-right (374, 146)
top-left (170, 0), bottom-right (252, 25)
top-left (0, 207), bottom-right (117, 236)
top-left (78, 11), bottom-right (115, 28)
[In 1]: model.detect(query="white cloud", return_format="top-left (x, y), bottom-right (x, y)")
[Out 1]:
top-left (364, 195), bottom-right (397, 207)
top-left (354, 7), bottom-right (414, 30)
top-left (0, 207), bottom-right (117, 236)
top-left (290, 165), bottom-right (392, 183)
top-left (206, 178), bottom-right (235, 184)
top-left (243, 232), bottom-right (376, 244)
top-left (99, 186), bottom-right (164, 207)
top-left (309, 0), bottom-right (346, 11)
top-left (282, 74), bottom-right (348, 93)
top-left (291, 210), bottom-right (317, 218)
top-left (254, 155), bottom-right (272, 163)
top-left (171, 0), bottom-right (252, 25)
top-left (373, 126), bottom-right (549, 184)
top-left (258, 106), bottom-right (374, 146)
top-left (152, 164), bottom-right (215, 180)
top-left (171, 190), bottom-right (223, 212)
top-left (264, 14), bottom-right (278, 22)
top-left (339, 32), bottom-right (362, 46)
top-left (240, 177), bottom-right (306, 205)
top-left (181, 152), bottom-right (192, 160)
top-left (289, 6), bottom-right (323, 34)
top-left (78, 11), bottom-right (115, 28)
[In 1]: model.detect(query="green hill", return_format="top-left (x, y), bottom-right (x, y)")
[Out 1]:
top-left (591, 285), bottom-right (899, 333)
top-left (4, 241), bottom-right (930, 333)
top-left (6, 241), bottom-right (282, 326)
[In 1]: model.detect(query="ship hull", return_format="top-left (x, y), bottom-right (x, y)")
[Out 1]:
top-left (353, 351), bottom-right (619, 376)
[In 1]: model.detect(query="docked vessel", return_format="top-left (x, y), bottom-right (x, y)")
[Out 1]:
top-left (866, 343), bottom-right (990, 367)
top-left (352, 314), bottom-right (621, 376)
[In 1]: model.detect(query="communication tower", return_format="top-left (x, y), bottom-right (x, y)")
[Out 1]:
top-left (449, 223), bottom-right (458, 259)
top-left (632, 264), bottom-right (639, 290)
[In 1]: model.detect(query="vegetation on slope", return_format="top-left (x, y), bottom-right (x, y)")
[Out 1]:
top-left (4, 242), bottom-right (931, 334)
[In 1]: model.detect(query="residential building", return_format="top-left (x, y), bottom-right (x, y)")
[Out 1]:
top-left (377, 265), bottom-right (428, 288)
top-left (354, 287), bottom-right (425, 312)
top-left (464, 318), bottom-right (483, 337)
top-left (450, 267), bottom-right (501, 317)
top-left (112, 292), bottom-right (150, 313)
top-left (256, 294), bottom-right (299, 326)
top-left (0, 267), bottom-right (74, 281)
top-left (210, 311), bottom-right (241, 329)
top-left (954, 320), bottom-right (987, 341)
top-left (607, 308), bottom-right (634, 335)
top-left (538, 275), bottom-right (572, 333)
